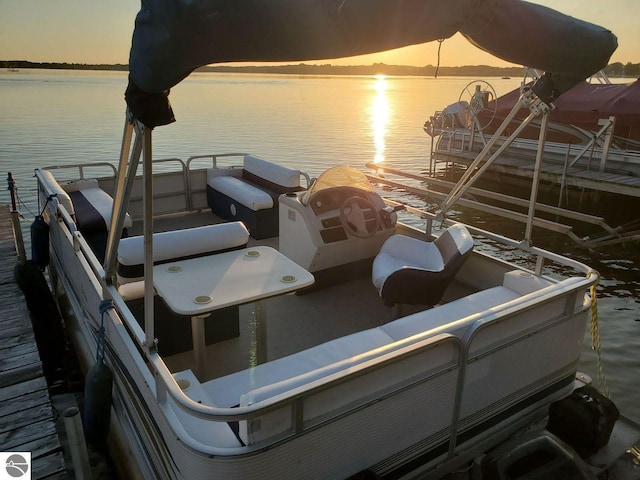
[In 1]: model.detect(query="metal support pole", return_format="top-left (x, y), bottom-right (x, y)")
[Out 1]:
top-left (567, 117), bottom-right (614, 169)
top-left (598, 116), bottom-right (616, 172)
top-left (255, 300), bottom-right (268, 365)
top-left (104, 113), bottom-right (143, 283)
top-left (441, 90), bottom-right (546, 213)
top-left (7, 172), bottom-right (27, 264)
top-left (142, 124), bottom-right (157, 354)
top-left (524, 109), bottom-right (550, 245)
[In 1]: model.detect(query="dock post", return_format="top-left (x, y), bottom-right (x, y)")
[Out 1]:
top-left (7, 172), bottom-right (27, 264)
top-left (63, 407), bottom-right (92, 480)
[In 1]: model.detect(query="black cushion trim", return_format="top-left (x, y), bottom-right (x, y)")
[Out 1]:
top-left (117, 243), bottom-right (246, 280)
top-left (242, 169), bottom-right (303, 196)
top-left (69, 190), bottom-right (108, 233)
top-left (380, 248), bottom-right (472, 307)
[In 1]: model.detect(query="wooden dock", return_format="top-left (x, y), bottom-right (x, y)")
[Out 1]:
top-left (0, 205), bottom-right (67, 478)
top-left (435, 150), bottom-right (640, 198)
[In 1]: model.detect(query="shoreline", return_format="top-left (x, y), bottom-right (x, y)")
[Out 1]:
top-left (4, 60), bottom-right (636, 78)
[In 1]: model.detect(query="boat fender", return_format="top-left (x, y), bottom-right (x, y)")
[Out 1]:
top-left (82, 300), bottom-right (114, 451)
top-left (30, 215), bottom-right (49, 270)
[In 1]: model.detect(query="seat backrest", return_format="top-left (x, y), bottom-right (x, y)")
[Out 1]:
top-left (117, 222), bottom-right (249, 285)
top-left (434, 224), bottom-right (474, 267)
top-left (379, 224), bottom-right (474, 307)
top-left (242, 155), bottom-right (304, 194)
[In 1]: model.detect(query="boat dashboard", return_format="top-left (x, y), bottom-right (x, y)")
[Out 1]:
top-left (279, 166), bottom-right (398, 273)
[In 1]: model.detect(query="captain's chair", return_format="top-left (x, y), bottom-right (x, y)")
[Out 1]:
top-left (372, 224), bottom-right (474, 308)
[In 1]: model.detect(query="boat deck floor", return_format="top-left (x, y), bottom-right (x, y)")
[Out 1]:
top-left (125, 212), bottom-right (640, 478)
top-left (127, 211), bottom-right (469, 381)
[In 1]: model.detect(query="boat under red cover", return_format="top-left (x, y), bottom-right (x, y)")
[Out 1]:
top-left (478, 79), bottom-right (640, 149)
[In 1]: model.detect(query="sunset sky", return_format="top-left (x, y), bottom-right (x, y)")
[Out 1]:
top-left (1, 0), bottom-right (638, 68)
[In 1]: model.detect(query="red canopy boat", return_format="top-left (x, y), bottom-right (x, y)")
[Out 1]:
top-left (478, 79), bottom-right (640, 149)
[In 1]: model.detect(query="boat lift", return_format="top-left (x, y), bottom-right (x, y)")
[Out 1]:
top-left (369, 82), bottom-right (640, 248)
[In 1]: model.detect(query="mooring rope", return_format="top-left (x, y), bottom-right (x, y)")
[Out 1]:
top-left (589, 280), bottom-right (610, 398)
top-left (39, 195), bottom-right (52, 217)
top-left (10, 180), bottom-right (39, 218)
top-left (434, 39), bottom-right (444, 78)
top-left (97, 299), bottom-right (114, 364)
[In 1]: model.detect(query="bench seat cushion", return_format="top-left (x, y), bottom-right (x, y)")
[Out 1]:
top-left (57, 180), bottom-right (133, 263)
top-left (69, 187), bottom-right (133, 233)
top-left (206, 184), bottom-right (281, 239)
top-left (62, 178), bottom-right (133, 231)
top-left (204, 327), bottom-right (394, 408)
top-left (380, 286), bottom-right (520, 341)
top-left (208, 176), bottom-right (274, 211)
top-left (116, 223), bottom-right (248, 356)
top-left (38, 169), bottom-right (74, 215)
top-left (204, 286), bottom-right (521, 409)
top-left (242, 155), bottom-right (303, 194)
top-left (168, 370), bottom-right (242, 448)
top-left (206, 156), bottom-right (306, 239)
top-left (117, 222), bottom-right (250, 285)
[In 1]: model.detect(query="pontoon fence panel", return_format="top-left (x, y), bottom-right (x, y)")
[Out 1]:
top-left (240, 336), bottom-right (462, 447)
top-left (456, 303), bottom-right (589, 435)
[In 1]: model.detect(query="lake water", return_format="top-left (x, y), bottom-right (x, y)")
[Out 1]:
top-left (1, 69), bottom-right (639, 424)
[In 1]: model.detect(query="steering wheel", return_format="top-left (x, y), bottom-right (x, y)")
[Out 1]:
top-left (458, 80), bottom-right (498, 131)
top-left (339, 195), bottom-right (381, 239)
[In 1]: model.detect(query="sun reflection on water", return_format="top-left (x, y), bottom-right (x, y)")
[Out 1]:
top-left (371, 75), bottom-right (389, 164)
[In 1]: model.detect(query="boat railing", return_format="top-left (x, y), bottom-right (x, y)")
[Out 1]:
top-left (148, 333), bottom-right (464, 454)
top-left (436, 128), bottom-right (471, 154)
top-left (184, 153), bottom-right (249, 211)
top-left (125, 157), bottom-right (190, 219)
top-left (142, 267), bottom-right (595, 457)
top-left (364, 188), bottom-right (597, 278)
top-left (186, 153), bottom-right (249, 170)
top-left (42, 162), bottom-right (119, 182)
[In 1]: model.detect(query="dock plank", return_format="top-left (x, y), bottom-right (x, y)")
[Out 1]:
top-left (0, 402), bottom-right (55, 436)
top-left (0, 418), bottom-right (58, 451)
top-left (0, 389), bottom-right (52, 418)
top-left (31, 450), bottom-right (66, 480)
top-left (22, 432), bottom-right (64, 461)
top-left (0, 376), bottom-right (48, 403)
top-left (0, 324), bottom-right (35, 344)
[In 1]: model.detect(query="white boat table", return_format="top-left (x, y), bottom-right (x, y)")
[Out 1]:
top-left (153, 246), bottom-right (315, 379)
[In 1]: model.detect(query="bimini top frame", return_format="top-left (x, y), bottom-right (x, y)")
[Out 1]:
top-left (104, 110), bottom-right (158, 354)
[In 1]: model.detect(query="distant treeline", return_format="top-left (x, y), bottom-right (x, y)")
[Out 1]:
top-left (603, 62), bottom-right (640, 77)
top-left (3, 60), bottom-right (639, 78)
top-left (195, 63), bottom-right (526, 77)
top-left (3, 61), bottom-right (128, 72)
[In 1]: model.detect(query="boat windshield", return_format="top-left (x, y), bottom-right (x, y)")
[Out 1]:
top-left (300, 166), bottom-right (374, 206)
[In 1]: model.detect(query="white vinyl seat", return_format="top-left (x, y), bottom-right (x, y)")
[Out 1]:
top-left (372, 224), bottom-right (474, 307)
